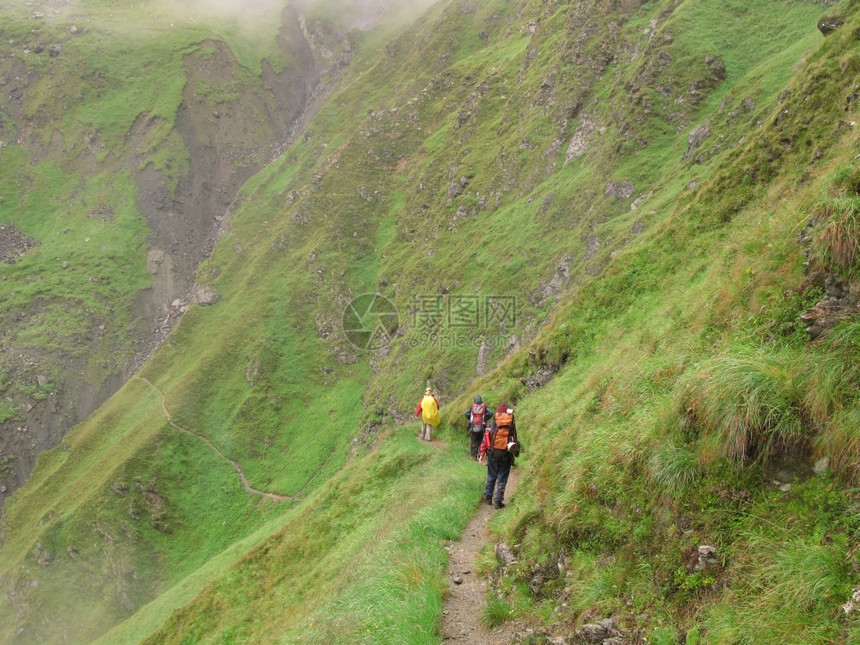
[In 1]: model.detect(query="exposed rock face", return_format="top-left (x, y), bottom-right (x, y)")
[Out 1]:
top-left (476, 338), bottom-right (492, 375)
top-left (496, 542), bottom-right (516, 567)
top-left (532, 255), bottom-right (573, 307)
top-left (695, 545), bottom-right (719, 571)
top-left (191, 284), bottom-right (221, 307)
top-left (134, 11), bottom-right (322, 333)
top-left (522, 365), bottom-right (557, 391)
top-left (565, 116), bottom-right (598, 163)
top-left (797, 217), bottom-right (860, 340)
top-left (605, 180), bottom-right (635, 200)
top-left (685, 121), bottom-right (710, 161)
top-left (705, 54), bottom-right (727, 81)
top-left (799, 275), bottom-right (859, 340)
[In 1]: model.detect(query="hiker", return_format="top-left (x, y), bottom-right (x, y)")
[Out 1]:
top-left (463, 395), bottom-right (491, 460)
top-left (414, 387), bottom-right (441, 441)
top-left (478, 403), bottom-right (519, 509)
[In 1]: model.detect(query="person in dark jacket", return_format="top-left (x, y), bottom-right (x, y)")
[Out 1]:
top-left (463, 395), bottom-right (492, 460)
top-left (478, 403), bottom-right (519, 509)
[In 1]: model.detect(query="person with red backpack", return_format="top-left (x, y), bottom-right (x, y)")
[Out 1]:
top-left (463, 395), bottom-right (492, 460)
top-left (478, 403), bottom-right (520, 509)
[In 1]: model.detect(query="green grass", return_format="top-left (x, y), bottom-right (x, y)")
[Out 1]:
top-left (811, 197), bottom-right (860, 278)
top-left (669, 0), bottom-right (824, 86)
top-left (679, 347), bottom-right (808, 464)
top-left (482, 596), bottom-right (515, 628)
top-left (128, 428), bottom-right (480, 644)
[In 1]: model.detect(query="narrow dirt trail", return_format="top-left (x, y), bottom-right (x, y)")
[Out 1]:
top-left (442, 465), bottom-right (521, 643)
top-left (137, 376), bottom-right (293, 502)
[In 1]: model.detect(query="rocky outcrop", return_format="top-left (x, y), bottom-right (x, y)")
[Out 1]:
top-left (799, 275), bottom-right (859, 340)
top-left (577, 618), bottom-right (623, 644)
top-left (685, 121), bottom-right (710, 161)
top-left (605, 181), bottom-right (635, 201)
top-left (818, 15), bottom-right (845, 36)
top-left (797, 217), bottom-right (860, 340)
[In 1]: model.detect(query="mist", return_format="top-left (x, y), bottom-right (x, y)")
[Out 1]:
top-left (160, 0), bottom-right (440, 32)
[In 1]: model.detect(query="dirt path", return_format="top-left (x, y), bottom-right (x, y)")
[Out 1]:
top-left (442, 465), bottom-right (521, 643)
top-left (137, 376), bottom-right (293, 502)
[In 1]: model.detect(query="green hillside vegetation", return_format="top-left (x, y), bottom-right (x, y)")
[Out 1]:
top-left (1, 0), bottom-right (859, 643)
top-left (0, 0), bottom-right (313, 510)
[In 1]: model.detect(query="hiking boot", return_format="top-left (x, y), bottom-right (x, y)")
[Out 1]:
top-left (493, 500), bottom-right (505, 509)
top-left (483, 495), bottom-right (493, 505)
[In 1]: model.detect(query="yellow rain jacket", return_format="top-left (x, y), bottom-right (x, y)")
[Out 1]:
top-left (421, 395), bottom-right (441, 426)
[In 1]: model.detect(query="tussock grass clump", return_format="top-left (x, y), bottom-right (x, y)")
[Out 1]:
top-left (811, 197), bottom-right (860, 278)
top-left (832, 163), bottom-right (860, 197)
top-left (807, 321), bottom-right (860, 481)
top-left (647, 440), bottom-right (702, 496)
top-left (482, 596), bottom-right (514, 628)
top-left (807, 321), bottom-right (860, 411)
top-left (679, 348), bottom-right (808, 464)
top-left (815, 406), bottom-right (860, 483)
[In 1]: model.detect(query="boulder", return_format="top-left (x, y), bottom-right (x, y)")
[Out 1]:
top-left (192, 284), bottom-right (220, 306)
top-left (577, 617), bottom-right (620, 643)
top-left (496, 542), bottom-right (516, 566)
top-left (818, 15), bottom-right (844, 36)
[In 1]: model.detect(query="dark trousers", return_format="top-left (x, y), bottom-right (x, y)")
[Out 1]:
top-left (484, 449), bottom-right (512, 503)
top-left (469, 426), bottom-right (483, 459)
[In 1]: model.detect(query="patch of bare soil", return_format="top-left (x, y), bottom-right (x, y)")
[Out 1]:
top-left (442, 466), bottom-right (522, 644)
top-left (0, 223), bottom-right (39, 263)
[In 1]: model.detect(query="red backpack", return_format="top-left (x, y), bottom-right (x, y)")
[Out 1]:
top-left (470, 403), bottom-right (486, 425)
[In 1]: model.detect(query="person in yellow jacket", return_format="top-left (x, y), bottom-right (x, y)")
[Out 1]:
top-left (414, 387), bottom-right (441, 441)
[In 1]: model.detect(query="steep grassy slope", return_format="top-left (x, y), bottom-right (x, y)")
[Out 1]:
top-left (1, 0), bottom-right (859, 643)
top-left (0, 0), bottom-right (326, 507)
